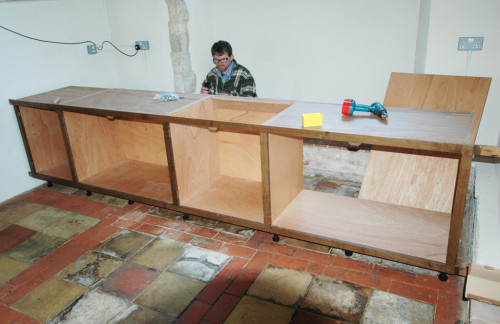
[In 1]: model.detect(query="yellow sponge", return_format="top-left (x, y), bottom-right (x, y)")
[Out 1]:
top-left (302, 113), bottom-right (323, 128)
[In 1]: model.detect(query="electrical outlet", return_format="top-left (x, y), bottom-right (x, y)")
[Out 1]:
top-left (135, 41), bottom-right (150, 50)
top-left (87, 44), bottom-right (97, 55)
top-left (458, 37), bottom-right (484, 51)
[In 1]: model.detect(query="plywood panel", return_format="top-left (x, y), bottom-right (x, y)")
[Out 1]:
top-left (19, 107), bottom-right (69, 177)
top-left (117, 119), bottom-right (168, 165)
top-left (211, 97), bottom-right (292, 113)
top-left (384, 72), bottom-right (491, 143)
top-left (274, 190), bottom-right (450, 263)
top-left (170, 123), bottom-right (220, 202)
top-left (183, 175), bottom-right (263, 223)
top-left (218, 131), bottom-right (261, 182)
top-left (215, 107), bottom-right (278, 124)
top-left (359, 151), bottom-right (458, 213)
top-left (269, 134), bottom-right (303, 221)
top-left (82, 159), bottom-right (172, 202)
top-left (64, 112), bottom-right (123, 180)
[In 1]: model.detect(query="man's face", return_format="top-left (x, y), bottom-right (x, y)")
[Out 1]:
top-left (213, 52), bottom-right (234, 74)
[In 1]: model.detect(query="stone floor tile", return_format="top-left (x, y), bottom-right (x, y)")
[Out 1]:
top-left (51, 289), bottom-right (129, 324)
top-left (168, 246), bottom-right (231, 282)
top-left (72, 190), bottom-right (129, 208)
top-left (247, 265), bottom-right (313, 306)
top-left (96, 229), bottom-right (155, 259)
top-left (48, 183), bottom-right (79, 195)
top-left (301, 275), bottom-right (372, 323)
top-left (224, 295), bottom-right (295, 324)
top-left (41, 211), bottom-right (99, 240)
top-left (6, 232), bottom-right (66, 264)
top-left (12, 277), bottom-right (86, 323)
top-left (110, 304), bottom-right (177, 324)
top-left (0, 224), bottom-right (37, 253)
top-left (135, 271), bottom-right (206, 317)
top-left (59, 251), bottom-right (124, 287)
top-left (212, 221), bottom-right (254, 237)
top-left (361, 290), bottom-right (435, 324)
top-left (0, 200), bottom-right (48, 224)
top-left (131, 237), bottom-right (185, 270)
top-left (0, 255), bottom-right (31, 285)
top-left (99, 262), bottom-right (160, 300)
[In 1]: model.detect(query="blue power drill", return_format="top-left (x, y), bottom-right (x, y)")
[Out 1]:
top-left (342, 99), bottom-right (388, 120)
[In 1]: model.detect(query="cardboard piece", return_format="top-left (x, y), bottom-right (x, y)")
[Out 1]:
top-left (465, 263), bottom-right (500, 306)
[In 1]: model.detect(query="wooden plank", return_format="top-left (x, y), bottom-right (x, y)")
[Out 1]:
top-left (37, 161), bottom-right (72, 179)
top-left (11, 86), bottom-right (107, 106)
top-left (218, 131), bottom-right (262, 182)
top-left (265, 102), bottom-right (473, 146)
top-left (19, 107), bottom-right (71, 179)
top-left (269, 134), bottom-right (303, 222)
top-left (117, 119), bottom-right (168, 165)
top-left (215, 107), bottom-right (277, 124)
top-left (183, 175), bottom-right (264, 223)
top-left (359, 151), bottom-right (459, 213)
top-left (474, 144), bottom-right (500, 158)
top-left (260, 133), bottom-right (272, 229)
top-left (274, 190), bottom-right (450, 263)
top-left (82, 159), bottom-right (172, 202)
top-left (210, 97), bottom-right (292, 114)
top-left (384, 72), bottom-right (491, 143)
top-left (63, 112), bottom-right (123, 180)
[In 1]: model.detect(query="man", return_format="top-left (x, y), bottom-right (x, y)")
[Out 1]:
top-left (201, 40), bottom-right (257, 97)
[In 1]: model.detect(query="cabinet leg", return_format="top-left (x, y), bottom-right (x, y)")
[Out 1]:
top-left (47, 181), bottom-right (53, 187)
top-left (438, 272), bottom-right (448, 282)
top-left (182, 213), bottom-right (189, 221)
top-left (344, 250), bottom-right (353, 257)
top-left (128, 200), bottom-right (134, 205)
top-left (86, 190), bottom-right (92, 196)
top-left (272, 234), bottom-right (280, 242)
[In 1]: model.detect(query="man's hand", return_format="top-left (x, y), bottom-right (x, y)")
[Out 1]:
top-left (201, 86), bottom-right (210, 94)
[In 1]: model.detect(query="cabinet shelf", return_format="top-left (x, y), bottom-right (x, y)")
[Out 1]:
top-left (81, 159), bottom-right (172, 202)
top-left (38, 161), bottom-right (72, 180)
top-left (272, 189), bottom-right (450, 263)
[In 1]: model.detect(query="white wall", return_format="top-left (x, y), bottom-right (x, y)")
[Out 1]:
top-left (0, 0), bottom-right (118, 203)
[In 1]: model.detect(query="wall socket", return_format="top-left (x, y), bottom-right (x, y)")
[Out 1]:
top-left (87, 44), bottom-right (97, 55)
top-left (135, 41), bottom-right (150, 50)
top-left (458, 37), bottom-right (484, 51)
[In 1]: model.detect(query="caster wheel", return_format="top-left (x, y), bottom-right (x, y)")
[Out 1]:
top-left (182, 213), bottom-right (189, 221)
top-left (47, 181), bottom-right (53, 187)
top-left (345, 250), bottom-right (353, 257)
top-left (128, 200), bottom-right (134, 205)
top-left (86, 190), bottom-right (92, 196)
top-left (272, 234), bottom-right (280, 242)
top-left (438, 272), bottom-right (448, 282)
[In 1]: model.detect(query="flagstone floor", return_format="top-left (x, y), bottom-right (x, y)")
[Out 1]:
top-left (0, 184), bottom-right (469, 323)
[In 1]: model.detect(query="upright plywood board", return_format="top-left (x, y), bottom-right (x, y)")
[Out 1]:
top-left (359, 151), bottom-right (458, 213)
top-left (269, 134), bottom-right (303, 221)
top-left (384, 72), bottom-right (491, 143)
top-left (19, 107), bottom-right (68, 172)
top-left (117, 119), bottom-right (168, 166)
top-left (466, 264), bottom-right (500, 306)
top-left (218, 131), bottom-right (262, 182)
top-left (64, 112), bottom-right (123, 180)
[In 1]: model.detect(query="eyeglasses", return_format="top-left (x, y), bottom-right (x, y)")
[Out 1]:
top-left (213, 57), bottom-right (229, 64)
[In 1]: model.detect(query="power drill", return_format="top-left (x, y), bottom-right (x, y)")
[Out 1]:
top-left (342, 99), bottom-right (388, 120)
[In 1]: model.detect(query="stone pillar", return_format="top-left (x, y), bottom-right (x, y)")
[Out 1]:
top-left (165, 0), bottom-right (196, 93)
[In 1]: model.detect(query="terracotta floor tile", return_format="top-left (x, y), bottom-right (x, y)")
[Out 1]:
top-left (295, 249), bottom-right (335, 265)
top-left (323, 265), bottom-right (349, 280)
top-left (99, 262), bottom-right (160, 300)
top-left (177, 300), bottom-right (211, 324)
top-left (0, 304), bottom-right (41, 324)
top-left (389, 280), bottom-right (439, 305)
top-left (345, 269), bottom-right (392, 291)
top-left (415, 273), bottom-right (463, 293)
top-left (244, 231), bottom-right (273, 248)
top-left (0, 225), bottom-right (37, 253)
top-left (279, 237), bottom-right (331, 253)
top-left (5, 232), bottom-right (65, 264)
top-left (306, 262), bottom-right (327, 275)
top-left (186, 224), bottom-right (219, 239)
top-left (212, 222), bottom-right (254, 238)
top-left (271, 253), bottom-right (310, 271)
top-left (1, 277), bottom-right (45, 306)
top-left (257, 241), bottom-right (298, 257)
top-left (190, 236), bottom-right (224, 251)
top-left (134, 223), bottom-right (167, 236)
top-left (435, 290), bottom-right (463, 323)
top-left (161, 229), bottom-right (194, 243)
top-left (203, 293), bottom-right (241, 324)
top-left (213, 231), bottom-right (249, 245)
top-left (291, 309), bottom-right (345, 324)
top-left (72, 189), bottom-right (129, 207)
top-left (219, 243), bottom-right (256, 259)
top-left (372, 264), bottom-right (417, 285)
top-left (332, 256), bottom-right (374, 273)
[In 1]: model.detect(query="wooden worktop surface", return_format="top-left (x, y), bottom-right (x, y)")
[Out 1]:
top-left (11, 86), bottom-right (474, 146)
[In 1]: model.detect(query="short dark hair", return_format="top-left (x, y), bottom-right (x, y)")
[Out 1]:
top-left (211, 40), bottom-right (232, 57)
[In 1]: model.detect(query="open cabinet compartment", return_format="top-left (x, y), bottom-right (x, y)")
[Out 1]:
top-left (18, 106), bottom-right (72, 180)
top-left (170, 97), bottom-right (292, 224)
top-left (269, 134), bottom-right (459, 265)
top-left (63, 111), bottom-right (172, 202)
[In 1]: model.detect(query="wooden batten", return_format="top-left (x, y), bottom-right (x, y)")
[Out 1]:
top-left (19, 106), bottom-right (71, 179)
top-left (269, 134), bottom-right (303, 222)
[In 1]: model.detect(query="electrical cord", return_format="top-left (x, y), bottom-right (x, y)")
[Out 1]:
top-left (0, 25), bottom-right (139, 57)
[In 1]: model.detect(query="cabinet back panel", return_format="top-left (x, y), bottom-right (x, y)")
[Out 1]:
top-left (19, 107), bottom-right (68, 172)
top-left (218, 131), bottom-right (261, 182)
top-left (117, 119), bottom-right (167, 165)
